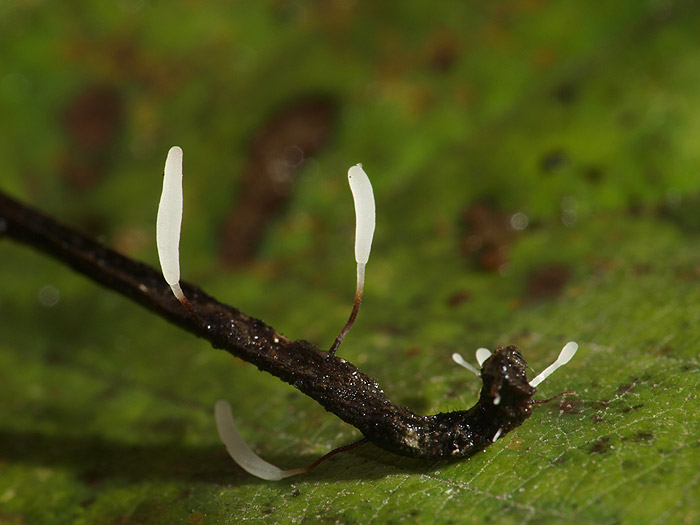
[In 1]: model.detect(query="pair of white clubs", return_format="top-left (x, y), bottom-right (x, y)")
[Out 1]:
top-left (156, 146), bottom-right (578, 480)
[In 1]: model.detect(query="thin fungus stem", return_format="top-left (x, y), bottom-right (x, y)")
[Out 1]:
top-left (329, 263), bottom-right (365, 355)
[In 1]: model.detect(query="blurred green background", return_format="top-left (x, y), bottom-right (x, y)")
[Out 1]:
top-left (2, 1), bottom-right (700, 523)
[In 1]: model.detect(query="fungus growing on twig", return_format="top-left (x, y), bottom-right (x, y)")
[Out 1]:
top-left (529, 341), bottom-right (578, 388)
top-left (152, 147), bottom-right (578, 479)
top-left (215, 400), bottom-right (308, 480)
top-left (156, 146), bottom-right (196, 318)
top-left (329, 163), bottom-right (375, 355)
top-left (454, 342), bottom-right (578, 387)
top-left (453, 341), bottom-right (578, 410)
top-left (0, 149), bottom-right (584, 482)
top-left (451, 352), bottom-right (480, 376)
top-left (475, 347), bottom-right (491, 366)
top-left (211, 162), bottom-right (375, 479)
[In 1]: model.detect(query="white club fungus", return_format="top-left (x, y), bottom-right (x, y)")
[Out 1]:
top-left (451, 352), bottom-right (480, 376)
top-left (215, 400), bottom-right (307, 480)
top-left (156, 146), bottom-right (186, 302)
top-left (475, 347), bottom-right (492, 367)
top-left (529, 341), bottom-right (578, 388)
top-left (348, 163), bottom-right (375, 266)
top-left (329, 164), bottom-right (376, 354)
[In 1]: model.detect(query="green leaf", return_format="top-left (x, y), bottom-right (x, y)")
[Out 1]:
top-left (1, 2), bottom-right (699, 523)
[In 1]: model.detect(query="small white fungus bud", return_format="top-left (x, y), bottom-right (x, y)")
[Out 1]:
top-left (475, 348), bottom-right (492, 367)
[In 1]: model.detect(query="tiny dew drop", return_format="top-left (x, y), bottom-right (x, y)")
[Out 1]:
top-left (38, 285), bottom-right (59, 307)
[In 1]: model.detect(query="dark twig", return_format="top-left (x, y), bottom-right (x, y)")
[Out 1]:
top-left (0, 189), bottom-right (542, 459)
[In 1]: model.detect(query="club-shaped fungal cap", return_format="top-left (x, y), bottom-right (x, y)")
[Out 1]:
top-left (156, 146), bottom-right (185, 300)
top-left (529, 341), bottom-right (578, 388)
top-left (475, 347), bottom-right (492, 367)
top-left (452, 352), bottom-right (480, 376)
top-left (348, 164), bottom-right (375, 266)
top-left (215, 400), bottom-right (307, 481)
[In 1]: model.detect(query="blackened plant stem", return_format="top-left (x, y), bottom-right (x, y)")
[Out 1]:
top-left (0, 190), bottom-right (541, 460)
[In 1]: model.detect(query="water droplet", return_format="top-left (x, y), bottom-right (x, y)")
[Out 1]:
top-left (510, 212), bottom-right (529, 231)
top-left (38, 285), bottom-right (60, 307)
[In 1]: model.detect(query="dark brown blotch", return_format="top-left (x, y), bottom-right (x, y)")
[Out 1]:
top-left (459, 201), bottom-right (517, 272)
top-left (622, 431), bottom-right (654, 443)
top-left (526, 263), bottom-right (572, 300)
top-left (539, 149), bottom-right (569, 174)
top-left (446, 290), bottom-right (471, 307)
top-left (590, 436), bottom-right (612, 454)
top-left (617, 381), bottom-right (638, 395)
top-left (60, 84), bottom-right (124, 191)
top-left (552, 82), bottom-right (578, 105)
top-left (220, 95), bottom-right (337, 266)
top-left (558, 399), bottom-right (585, 415)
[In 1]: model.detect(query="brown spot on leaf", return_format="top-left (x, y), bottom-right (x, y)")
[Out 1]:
top-left (634, 431), bottom-right (653, 442)
top-left (558, 399), bottom-right (585, 415)
top-left (590, 436), bottom-right (612, 454)
top-left (186, 511), bottom-right (206, 524)
top-left (63, 85), bottom-right (123, 152)
top-left (446, 290), bottom-right (471, 307)
top-left (460, 202), bottom-right (516, 272)
top-left (60, 84), bottom-right (124, 190)
top-left (552, 82), bottom-right (578, 105)
top-left (78, 469), bottom-right (105, 487)
top-left (425, 33), bottom-right (461, 73)
top-left (675, 266), bottom-right (700, 282)
top-left (539, 149), bottom-right (569, 174)
top-left (584, 165), bottom-right (604, 183)
top-left (0, 514), bottom-right (27, 525)
top-left (220, 95), bottom-right (337, 266)
top-left (617, 381), bottom-right (637, 395)
top-left (526, 263), bottom-right (572, 300)
top-left (404, 346), bottom-right (421, 358)
top-left (622, 431), bottom-right (654, 443)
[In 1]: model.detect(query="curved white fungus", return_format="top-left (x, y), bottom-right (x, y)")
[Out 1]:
top-left (156, 146), bottom-right (185, 300)
top-left (215, 400), bottom-right (307, 480)
top-left (348, 164), bottom-right (375, 265)
top-left (529, 341), bottom-right (578, 388)
top-left (451, 352), bottom-right (480, 376)
top-left (475, 347), bottom-right (492, 367)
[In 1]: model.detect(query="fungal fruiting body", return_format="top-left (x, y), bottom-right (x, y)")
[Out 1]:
top-left (448, 342), bottom-right (579, 452)
top-left (329, 163), bottom-right (376, 355)
top-left (212, 162), bottom-right (376, 479)
top-left (156, 147), bottom-right (306, 479)
top-left (529, 341), bottom-right (578, 387)
top-left (156, 146), bottom-right (184, 297)
top-left (156, 151), bottom-right (378, 479)
top-left (154, 147), bottom-right (579, 480)
top-left (156, 146), bottom-right (196, 318)
top-left (215, 400), bottom-right (307, 480)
